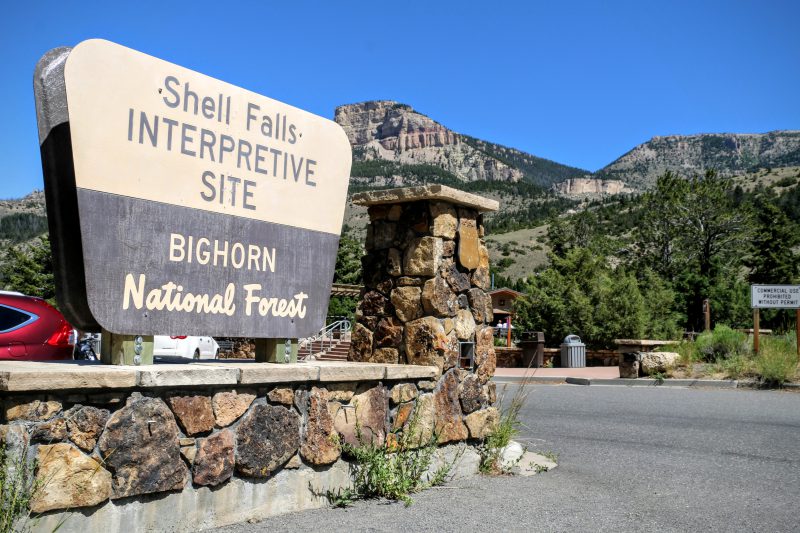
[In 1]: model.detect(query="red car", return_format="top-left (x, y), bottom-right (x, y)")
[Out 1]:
top-left (0, 292), bottom-right (75, 360)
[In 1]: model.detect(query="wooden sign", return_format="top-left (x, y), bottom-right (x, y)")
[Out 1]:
top-left (750, 285), bottom-right (800, 309)
top-left (34, 39), bottom-right (351, 337)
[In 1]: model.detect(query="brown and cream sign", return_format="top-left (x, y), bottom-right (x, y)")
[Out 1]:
top-left (35, 39), bottom-right (352, 337)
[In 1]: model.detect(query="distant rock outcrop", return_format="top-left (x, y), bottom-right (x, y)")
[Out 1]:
top-left (596, 131), bottom-right (800, 189)
top-left (335, 101), bottom-right (586, 186)
top-left (553, 177), bottom-right (632, 196)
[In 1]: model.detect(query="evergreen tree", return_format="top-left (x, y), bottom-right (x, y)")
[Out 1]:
top-left (0, 236), bottom-right (56, 302)
top-left (332, 235), bottom-right (363, 285)
top-left (745, 195), bottom-right (799, 284)
top-left (637, 170), bottom-right (755, 330)
top-left (327, 234), bottom-right (364, 320)
top-left (514, 248), bottom-right (649, 348)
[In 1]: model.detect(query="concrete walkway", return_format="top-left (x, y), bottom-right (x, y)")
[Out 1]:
top-left (494, 366), bottom-right (620, 380)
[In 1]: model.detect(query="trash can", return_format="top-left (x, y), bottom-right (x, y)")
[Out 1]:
top-left (518, 331), bottom-right (545, 368)
top-left (560, 335), bottom-right (586, 368)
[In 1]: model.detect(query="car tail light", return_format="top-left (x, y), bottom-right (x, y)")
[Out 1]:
top-left (47, 321), bottom-right (75, 347)
top-left (170, 335), bottom-right (187, 340)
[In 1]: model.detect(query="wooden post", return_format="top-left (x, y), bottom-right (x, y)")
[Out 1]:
top-left (796, 309), bottom-right (799, 357)
top-left (753, 308), bottom-right (760, 354)
top-left (255, 339), bottom-right (278, 362)
top-left (99, 329), bottom-right (153, 365)
top-left (506, 316), bottom-right (512, 348)
top-left (703, 299), bottom-right (711, 332)
top-left (254, 339), bottom-right (298, 363)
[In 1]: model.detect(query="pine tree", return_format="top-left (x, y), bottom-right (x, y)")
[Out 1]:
top-left (0, 236), bottom-right (56, 302)
top-left (746, 196), bottom-right (799, 284)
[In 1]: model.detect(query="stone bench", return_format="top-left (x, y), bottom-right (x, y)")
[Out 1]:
top-left (614, 340), bottom-right (676, 378)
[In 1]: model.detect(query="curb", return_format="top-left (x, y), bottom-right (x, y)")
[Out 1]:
top-left (565, 377), bottom-right (739, 388)
top-left (493, 376), bottom-right (567, 384)
top-left (494, 375), bottom-right (800, 390)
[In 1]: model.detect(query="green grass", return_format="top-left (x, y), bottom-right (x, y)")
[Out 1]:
top-left (712, 353), bottom-right (754, 380)
top-left (662, 340), bottom-right (702, 366)
top-left (755, 332), bottom-right (799, 385)
top-left (671, 326), bottom-right (798, 385)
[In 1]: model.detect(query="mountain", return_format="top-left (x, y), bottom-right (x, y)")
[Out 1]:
top-left (335, 100), bottom-right (588, 189)
top-left (595, 130), bottom-right (800, 190)
top-left (0, 190), bottom-right (47, 245)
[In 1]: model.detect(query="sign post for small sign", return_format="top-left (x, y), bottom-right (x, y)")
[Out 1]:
top-left (34, 40), bottom-right (351, 364)
top-left (750, 285), bottom-right (800, 356)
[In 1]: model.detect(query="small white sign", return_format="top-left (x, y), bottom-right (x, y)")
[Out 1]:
top-left (751, 285), bottom-right (800, 309)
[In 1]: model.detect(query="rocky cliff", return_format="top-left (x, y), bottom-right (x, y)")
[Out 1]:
top-left (596, 131), bottom-right (800, 190)
top-left (335, 101), bottom-right (587, 187)
top-left (553, 177), bottom-right (632, 196)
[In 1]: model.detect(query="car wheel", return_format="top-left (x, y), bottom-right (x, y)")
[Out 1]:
top-left (193, 349), bottom-right (200, 360)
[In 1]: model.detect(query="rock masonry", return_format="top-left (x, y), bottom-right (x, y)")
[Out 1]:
top-left (0, 376), bottom-right (497, 514)
top-left (0, 185), bottom-right (502, 516)
top-left (349, 185), bottom-right (499, 446)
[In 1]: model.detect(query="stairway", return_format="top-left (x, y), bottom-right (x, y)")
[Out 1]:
top-left (312, 339), bottom-right (351, 361)
top-left (297, 318), bottom-right (352, 362)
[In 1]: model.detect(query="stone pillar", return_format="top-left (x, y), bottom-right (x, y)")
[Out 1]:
top-left (348, 185), bottom-right (499, 384)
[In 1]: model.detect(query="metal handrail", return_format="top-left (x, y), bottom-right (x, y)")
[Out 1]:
top-left (298, 319), bottom-right (352, 361)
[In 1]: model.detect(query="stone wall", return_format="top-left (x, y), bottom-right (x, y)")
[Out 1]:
top-left (0, 362), bottom-right (493, 531)
top-left (495, 347), bottom-right (523, 368)
top-left (0, 186), bottom-right (503, 531)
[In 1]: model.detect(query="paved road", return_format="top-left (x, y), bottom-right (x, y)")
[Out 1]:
top-left (212, 385), bottom-right (800, 532)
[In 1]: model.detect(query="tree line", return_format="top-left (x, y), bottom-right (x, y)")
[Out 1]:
top-left (509, 171), bottom-right (800, 347)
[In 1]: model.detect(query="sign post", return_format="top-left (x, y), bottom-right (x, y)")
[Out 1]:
top-left (750, 285), bottom-right (800, 355)
top-left (753, 308), bottom-right (760, 354)
top-left (34, 40), bottom-right (352, 364)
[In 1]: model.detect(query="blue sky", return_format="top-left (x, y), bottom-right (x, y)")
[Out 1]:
top-left (2, 0), bottom-right (798, 199)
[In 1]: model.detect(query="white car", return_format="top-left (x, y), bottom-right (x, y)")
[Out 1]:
top-left (153, 335), bottom-right (219, 359)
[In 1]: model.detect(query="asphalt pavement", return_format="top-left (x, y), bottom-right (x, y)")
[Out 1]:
top-left (211, 385), bottom-right (800, 532)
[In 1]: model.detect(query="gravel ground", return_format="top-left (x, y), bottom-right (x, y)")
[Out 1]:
top-left (211, 385), bottom-right (800, 533)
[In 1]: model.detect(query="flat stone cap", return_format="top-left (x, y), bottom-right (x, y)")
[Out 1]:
top-left (0, 360), bottom-right (438, 392)
top-left (352, 184), bottom-right (499, 212)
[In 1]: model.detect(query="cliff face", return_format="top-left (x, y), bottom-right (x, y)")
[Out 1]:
top-left (553, 177), bottom-right (632, 196)
top-left (335, 102), bottom-right (800, 197)
top-left (335, 101), bottom-right (458, 151)
top-left (335, 101), bottom-right (586, 186)
top-left (596, 131), bottom-right (800, 189)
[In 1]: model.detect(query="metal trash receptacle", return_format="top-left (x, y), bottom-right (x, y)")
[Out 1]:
top-left (560, 334), bottom-right (586, 368)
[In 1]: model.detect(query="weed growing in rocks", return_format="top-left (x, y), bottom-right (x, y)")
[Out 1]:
top-left (337, 403), bottom-right (455, 507)
top-left (0, 443), bottom-right (42, 533)
top-left (479, 383), bottom-right (527, 475)
top-left (533, 462), bottom-right (550, 474)
top-left (325, 487), bottom-right (357, 508)
top-left (541, 451), bottom-right (559, 463)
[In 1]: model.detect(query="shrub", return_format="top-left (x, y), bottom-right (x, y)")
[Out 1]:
top-left (712, 354), bottom-right (754, 379)
top-left (663, 341), bottom-right (701, 366)
top-left (755, 333), bottom-right (798, 385)
top-left (695, 325), bottom-right (748, 361)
